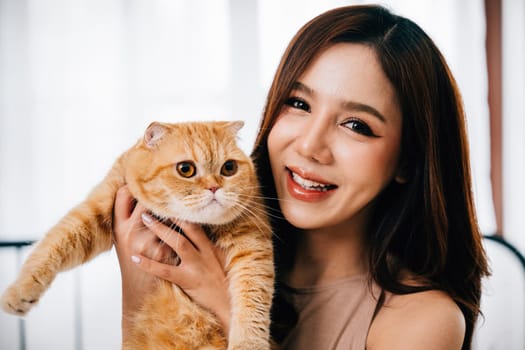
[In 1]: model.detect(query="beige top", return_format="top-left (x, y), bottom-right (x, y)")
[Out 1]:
top-left (280, 274), bottom-right (382, 350)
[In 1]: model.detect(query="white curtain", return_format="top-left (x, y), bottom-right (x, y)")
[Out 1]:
top-left (0, 1), bottom-right (497, 349)
top-left (502, 0), bottom-right (525, 254)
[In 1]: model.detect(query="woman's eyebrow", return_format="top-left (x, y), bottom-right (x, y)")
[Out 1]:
top-left (342, 101), bottom-right (386, 123)
top-left (291, 81), bottom-right (314, 95)
top-left (291, 81), bottom-right (386, 123)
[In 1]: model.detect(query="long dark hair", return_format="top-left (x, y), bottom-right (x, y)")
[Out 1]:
top-left (251, 5), bottom-right (489, 349)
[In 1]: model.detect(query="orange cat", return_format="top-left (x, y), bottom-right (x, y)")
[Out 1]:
top-left (1, 121), bottom-right (274, 350)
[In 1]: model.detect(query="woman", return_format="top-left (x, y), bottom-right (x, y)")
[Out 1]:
top-left (115, 5), bottom-right (489, 349)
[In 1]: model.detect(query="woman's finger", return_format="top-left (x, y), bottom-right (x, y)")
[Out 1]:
top-left (114, 186), bottom-right (147, 240)
top-left (131, 254), bottom-right (184, 285)
top-left (114, 199), bottom-right (174, 262)
top-left (176, 220), bottom-right (215, 253)
top-left (114, 186), bottom-right (135, 223)
top-left (173, 220), bottom-right (226, 267)
top-left (141, 213), bottom-right (197, 258)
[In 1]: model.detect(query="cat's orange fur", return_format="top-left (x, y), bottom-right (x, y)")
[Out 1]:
top-left (1, 121), bottom-right (274, 350)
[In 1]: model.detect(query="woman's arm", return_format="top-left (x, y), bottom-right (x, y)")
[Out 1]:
top-left (114, 186), bottom-right (165, 340)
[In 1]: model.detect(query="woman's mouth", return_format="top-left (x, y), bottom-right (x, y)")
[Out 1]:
top-left (290, 170), bottom-right (337, 192)
top-left (285, 167), bottom-right (337, 202)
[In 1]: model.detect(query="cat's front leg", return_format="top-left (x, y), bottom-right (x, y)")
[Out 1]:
top-left (1, 165), bottom-right (122, 316)
top-left (0, 231), bottom-right (73, 315)
top-left (1, 210), bottom-right (114, 316)
top-left (1, 160), bottom-right (127, 316)
top-left (1, 230), bottom-right (113, 316)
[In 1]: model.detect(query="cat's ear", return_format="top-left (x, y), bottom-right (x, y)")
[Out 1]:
top-left (144, 122), bottom-right (167, 148)
top-left (225, 121), bottom-right (244, 135)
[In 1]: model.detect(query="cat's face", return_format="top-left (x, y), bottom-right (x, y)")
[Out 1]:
top-left (126, 121), bottom-right (256, 226)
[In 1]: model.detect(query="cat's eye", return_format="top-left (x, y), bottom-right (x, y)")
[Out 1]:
top-left (176, 161), bottom-right (196, 178)
top-left (220, 160), bottom-right (238, 177)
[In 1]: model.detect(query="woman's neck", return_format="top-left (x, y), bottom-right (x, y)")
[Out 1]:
top-left (286, 224), bottom-right (368, 288)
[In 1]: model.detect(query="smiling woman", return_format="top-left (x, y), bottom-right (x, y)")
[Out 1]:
top-left (251, 5), bottom-right (488, 349)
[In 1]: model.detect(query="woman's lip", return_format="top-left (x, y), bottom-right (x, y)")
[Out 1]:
top-left (285, 168), bottom-right (337, 202)
top-left (286, 166), bottom-right (335, 186)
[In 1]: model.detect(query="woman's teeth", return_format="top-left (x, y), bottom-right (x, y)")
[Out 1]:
top-left (291, 171), bottom-right (335, 192)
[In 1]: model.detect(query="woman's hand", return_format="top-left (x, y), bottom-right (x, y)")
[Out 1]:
top-left (113, 186), bottom-right (231, 336)
top-left (132, 212), bottom-right (231, 335)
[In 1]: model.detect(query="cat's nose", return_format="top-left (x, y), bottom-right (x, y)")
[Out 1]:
top-left (208, 186), bottom-right (218, 193)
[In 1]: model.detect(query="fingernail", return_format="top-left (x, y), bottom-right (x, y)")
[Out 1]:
top-left (141, 212), bottom-right (153, 225)
top-left (131, 255), bottom-right (141, 264)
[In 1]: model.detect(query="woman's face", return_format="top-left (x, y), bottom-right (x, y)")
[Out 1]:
top-left (268, 43), bottom-right (403, 233)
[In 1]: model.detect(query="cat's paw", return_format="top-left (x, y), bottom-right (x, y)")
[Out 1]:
top-left (1, 282), bottom-right (41, 316)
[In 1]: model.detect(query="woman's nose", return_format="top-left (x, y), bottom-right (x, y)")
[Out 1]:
top-left (295, 116), bottom-right (334, 164)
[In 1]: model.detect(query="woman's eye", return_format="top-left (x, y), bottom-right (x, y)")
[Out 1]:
top-left (343, 119), bottom-right (376, 137)
top-left (176, 161), bottom-right (197, 178)
top-left (284, 97), bottom-right (311, 112)
top-left (220, 160), bottom-right (238, 176)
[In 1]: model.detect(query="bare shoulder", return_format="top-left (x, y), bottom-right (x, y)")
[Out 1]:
top-left (367, 289), bottom-right (465, 350)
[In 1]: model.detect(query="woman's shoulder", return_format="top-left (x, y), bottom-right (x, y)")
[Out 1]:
top-left (366, 289), bottom-right (465, 350)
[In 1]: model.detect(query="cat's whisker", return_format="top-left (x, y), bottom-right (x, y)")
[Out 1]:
top-left (237, 193), bottom-right (296, 204)
top-left (227, 198), bottom-right (290, 243)
top-left (233, 206), bottom-right (286, 245)
top-left (243, 205), bottom-right (285, 221)
top-left (232, 198), bottom-right (286, 219)
top-left (235, 206), bottom-right (284, 223)
top-left (230, 201), bottom-right (274, 230)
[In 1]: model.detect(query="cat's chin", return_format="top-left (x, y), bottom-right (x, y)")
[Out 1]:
top-left (188, 212), bottom-right (239, 226)
top-left (186, 207), bottom-right (240, 226)
top-left (153, 205), bottom-right (239, 226)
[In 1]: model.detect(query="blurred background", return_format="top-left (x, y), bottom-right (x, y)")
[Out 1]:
top-left (0, 0), bottom-right (523, 349)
